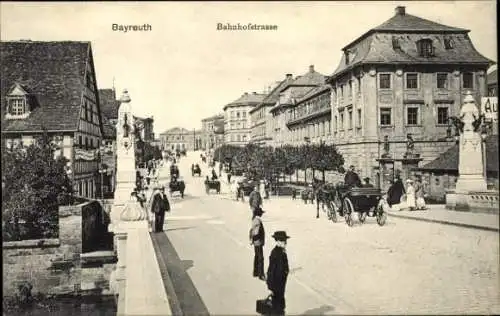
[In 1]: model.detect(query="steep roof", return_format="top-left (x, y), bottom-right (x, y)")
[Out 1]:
top-left (223, 92), bottom-right (267, 111)
top-left (330, 7), bottom-right (493, 80)
top-left (202, 113), bottom-right (224, 122)
top-left (419, 135), bottom-right (498, 173)
top-left (250, 78), bottom-right (290, 114)
top-left (1, 41), bottom-right (91, 132)
top-left (99, 89), bottom-right (120, 120)
top-left (296, 84), bottom-right (330, 105)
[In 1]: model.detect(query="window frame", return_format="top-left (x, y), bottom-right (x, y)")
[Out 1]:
top-left (9, 98), bottom-right (26, 116)
top-left (436, 106), bottom-right (450, 126)
top-left (417, 39), bottom-right (435, 57)
top-left (405, 105), bottom-right (420, 126)
top-left (462, 72), bottom-right (474, 89)
top-left (436, 73), bottom-right (449, 89)
top-left (405, 73), bottom-right (419, 90)
top-left (379, 107), bottom-right (392, 126)
top-left (378, 73), bottom-right (392, 90)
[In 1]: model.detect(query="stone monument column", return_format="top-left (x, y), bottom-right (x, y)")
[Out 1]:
top-left (455, 92), bottom-right (487, 191)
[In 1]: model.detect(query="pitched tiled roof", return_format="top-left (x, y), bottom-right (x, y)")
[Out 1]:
top-left (330, 8), bottom-right (493, 80)
top-left (99, 89), bottom-right (120, 120)
top-left (223, 92), bottom-right (266, 111)
top-left (250, 79), bottom-right (290, 114)
top-left (296, 84), bottom-right (330, 105)
top-left (202, 113), bottom-right (224, 122)
top-left (419, 135), bottom-right (498, 173)
top-left (1, 41), bottom-right (91, 132)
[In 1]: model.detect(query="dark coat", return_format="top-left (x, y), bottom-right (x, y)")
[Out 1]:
top-left (387, 179), bottom-right (405, 206)
top-left (266, 246), bottom-right (289, 295)
top-left (158, 193), bottom-right (170, 213)
top-left (344, 171), bottom-right (361, 187)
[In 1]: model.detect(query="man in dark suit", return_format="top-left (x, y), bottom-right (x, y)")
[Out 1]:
top-left (155, 187), bottom-right (170, 232)
top-left (267, 231), bottom-right (290, 316)
top-left (344, 165), bottom-right (362, 188)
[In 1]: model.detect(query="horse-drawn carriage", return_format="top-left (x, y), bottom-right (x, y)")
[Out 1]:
top-left (300, 187), bottom-right (315, 204)
top-left (236, 179), bottom-right (256, 201)
top-left (169, 176), bottom-right (186, 198)
top-left (192, 164), bottom-right (202, 177)
top-left (205, 179), bottom-right (221, 194)
top-left (316, 183), bottom-right (387, 227)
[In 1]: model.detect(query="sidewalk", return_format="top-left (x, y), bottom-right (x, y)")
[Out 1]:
top-left (235, 195), bottom-right (500, 232)
top-left (386, 205), bottom-right (499, 232)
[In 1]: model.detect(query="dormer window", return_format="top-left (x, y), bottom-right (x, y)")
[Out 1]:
top-left (10, 98), bottom-right (26, 115)
top-left (392, 36), bottom-right (401, 49)
top-left (5, 83), bottom-right (31, 119)
top-left (417, 39), bottom-right (435, 57)
top-left (444, 37), bottom-right (454, 49)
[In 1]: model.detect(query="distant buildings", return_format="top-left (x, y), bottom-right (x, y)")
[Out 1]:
top-left (159, 127), bottom-right (202, 151)
top-left (1, 40), bottom-right (105, 199)
top-left (201, 114), bottom-right (224, 150)
top-left (98, 88), bottom-right (119, 196)
top-left (223, 92), bottom-right (266, 146)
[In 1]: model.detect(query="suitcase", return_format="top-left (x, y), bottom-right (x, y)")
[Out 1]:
top-left (256, 294), bottom-right (273, 315)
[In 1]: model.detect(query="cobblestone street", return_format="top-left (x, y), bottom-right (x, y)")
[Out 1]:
top-left (151, 153), bottom-right (500, 315)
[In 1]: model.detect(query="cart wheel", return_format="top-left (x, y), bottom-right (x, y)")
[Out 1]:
top-left (343, 198), bottom-right (354, 227)
top-left (358, 212), bottom-right (367, 224)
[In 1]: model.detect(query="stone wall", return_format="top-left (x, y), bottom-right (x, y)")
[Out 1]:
top-left (2, 200), bottom-right (117, 298)
top-left (2, 204), bottom-right (82, 297)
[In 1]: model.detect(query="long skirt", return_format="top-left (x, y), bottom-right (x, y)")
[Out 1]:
top-left (416, 197), bottom-right (426, 209)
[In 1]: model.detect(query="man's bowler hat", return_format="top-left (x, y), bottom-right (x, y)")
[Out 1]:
top-left (272, 231), bottom-right (291, 241)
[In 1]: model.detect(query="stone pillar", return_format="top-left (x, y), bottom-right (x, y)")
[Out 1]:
top-left (455, 92), bottom-right (487, 191)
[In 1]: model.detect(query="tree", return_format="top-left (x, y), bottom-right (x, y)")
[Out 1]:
top-left (311, 143), bottom-right (345, 182)
top-left (2, 131), bottom-right (73, 241)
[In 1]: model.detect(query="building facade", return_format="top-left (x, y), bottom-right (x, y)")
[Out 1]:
top-left (1, 41), bottom-right (105, 199)
top-left (223, 92), bottom-right (266, 146)
top-left (98, 88), bottom-right (119, 197)
top-left (286, 85), bottom-right (332, 145)
top-left (249, 80), bottom-right (287, 146)
top-left (326, 6), bottom-right (493, 186)
top-left (487, 68), bottom-right (497, 97)
top-left (201, 113), bottom-right (225, 150)
top-left (159, 127), bottom-right (202, 151)
top-left (270, 65), bottom-right (326, 147)
top-left (134, 116), bottom-right (154, 142)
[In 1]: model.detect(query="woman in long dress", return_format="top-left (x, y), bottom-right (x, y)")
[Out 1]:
top-left (405, 179), bottom-right (416, 211)
top-left (415, 178), bottom-right (427, 210)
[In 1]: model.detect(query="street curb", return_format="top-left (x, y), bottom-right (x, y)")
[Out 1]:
top-left (387, 212), bottom-right (500, 232)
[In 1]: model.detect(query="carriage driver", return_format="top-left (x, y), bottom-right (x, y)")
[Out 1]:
top-left (344, 165), bottom-right (362, 188)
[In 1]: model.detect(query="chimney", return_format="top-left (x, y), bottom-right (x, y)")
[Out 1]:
top-left (395, 6), bottom-right (406, 15)
top-left (309, 65), bottom-right (315, 73)
top-left (286, 74), bottom-right (293, 80)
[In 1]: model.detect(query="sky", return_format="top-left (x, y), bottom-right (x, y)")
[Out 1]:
top-left (1, 1), bottom-right (497, 136)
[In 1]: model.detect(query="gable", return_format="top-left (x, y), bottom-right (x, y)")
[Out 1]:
top-left (7, 83), bottom-right (29, 96)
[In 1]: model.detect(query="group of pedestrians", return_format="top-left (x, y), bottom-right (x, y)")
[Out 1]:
top-left (387, 175), bottom-right (427, 211)
top-left (248, 185), bottom-right (290, 316)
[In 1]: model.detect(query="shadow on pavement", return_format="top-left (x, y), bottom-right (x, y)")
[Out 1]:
top-left (166, 226), bottom-right (197, 232)
top-left (301, 304), bottom-right (335, 315)
top-left (169, 194), bottom-right (200, 202)
top-left (150, 232), bottom-right (210, 316)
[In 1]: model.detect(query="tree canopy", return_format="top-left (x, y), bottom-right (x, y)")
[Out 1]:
top-left (2, 131), bottom-right (73, 241)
